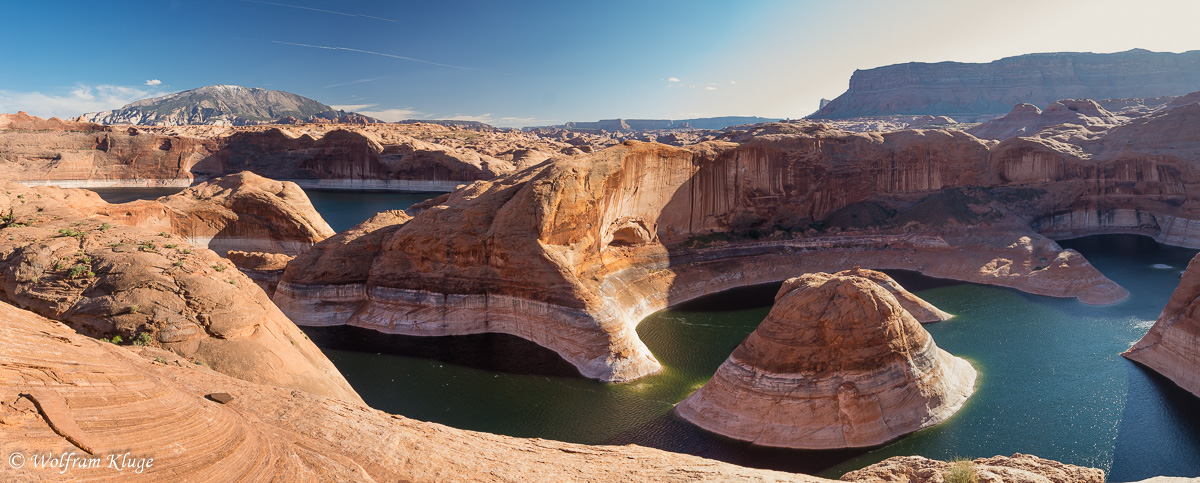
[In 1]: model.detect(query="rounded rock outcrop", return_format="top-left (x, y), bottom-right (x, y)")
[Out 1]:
top-left (675, 270), bottom-right (976, 449)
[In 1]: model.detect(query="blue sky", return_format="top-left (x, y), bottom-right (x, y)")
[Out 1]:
top-left (1, 0), bottom-right (1197, 126)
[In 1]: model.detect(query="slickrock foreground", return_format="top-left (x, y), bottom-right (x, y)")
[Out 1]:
top-left (1123, 252), bottom-right (1200, 397)
top-left (675, 271), bottom-right (975, 449)
top-left (0, 300), bottom-right (830, 482)
top-left (840, 454), bottom-right (1104, 483)
top-left (0, 181), bottom-right (358, 402)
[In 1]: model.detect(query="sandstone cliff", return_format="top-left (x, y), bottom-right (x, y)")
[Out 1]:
top-left (813, 49), bottom-right (1200, 121)
top-left (0, 182), bottom-right (358, 403)
top-left (1123, 252), bottom-right (1200, 398)
top-left (841, 454), bottom-right (1104, 483)
top-left (278, 123), bottom-right (1146, 381)
top-left (0, 114), bottom-right (578, 189)
top-left (0, 299), bottom-right (831, 482)
top-left (675, 271), bottom-right (975, 449)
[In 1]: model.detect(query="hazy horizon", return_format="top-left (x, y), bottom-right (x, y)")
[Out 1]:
top-left (2, 0), bottom-right (1198, 127)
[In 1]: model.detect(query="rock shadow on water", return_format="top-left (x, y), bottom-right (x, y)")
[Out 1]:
top-left (1109, 362), bottom-right (1200, 481)
top-left (299, 325), bottom-right (583, 378)
top-left (604, 412), bottom-right (869, 475)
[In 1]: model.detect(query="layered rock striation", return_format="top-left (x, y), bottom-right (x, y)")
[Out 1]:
top-left (812, 49), bottom-right (1200, 120)
top-left (675, 271), bottom-right (976, 449)
top-left (0, 181), bottom-right (358, 403)
top-left (1123, 252), bottom-right (1200, 398)
top-left (0, 299), bottom-right (831, 482)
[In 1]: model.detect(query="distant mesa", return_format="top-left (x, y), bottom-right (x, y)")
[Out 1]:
top-left (527, 116), bottom-right (780, 132)
top-left (812, 49), bottom-right (1200, 121)
top-left (396, 119), bottom-right (497, 130)
top-left (77, 85), bottom-right (380, 126)
top-left (675, 270), bottom-right (975, 449)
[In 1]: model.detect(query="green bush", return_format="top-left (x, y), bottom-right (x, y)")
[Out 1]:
top-left (132, 332), bottom-right (154, 346)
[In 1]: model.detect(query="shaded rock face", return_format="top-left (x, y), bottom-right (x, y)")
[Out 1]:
top-left (840, 454), bottom-right (1105, 483)
top-left (196, 128), bottom-right (516, 186)
top-left (77, 85), bottom-right (335, 126)
top-left (0, 114), bottom-right (584, 189)
top-left (0, 300), bottom-right (831, 482)
top-left (0, 182), bottom-right (358, 403)
top-left (0, 112), bottom-right (216, 184)
top-left (675, 271), bottom-right (975, 449)
top-left (1123, 252), bottom-right (1200, 397)
top-left (813, 49), bottom-right (1200, 121)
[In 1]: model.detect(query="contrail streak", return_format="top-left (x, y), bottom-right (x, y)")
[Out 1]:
top-left (271, 41), bottom-right (471, 70)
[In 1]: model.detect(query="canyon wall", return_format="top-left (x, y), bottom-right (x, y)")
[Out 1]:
top-left (812, 49), bottom-right (1200, 120)
top-left (274, 111), bottom-right (1200, 380)
top-left (1123, 252), bottom-right (1200, 398)
top-left (0, 113), bottom-right (574, 189)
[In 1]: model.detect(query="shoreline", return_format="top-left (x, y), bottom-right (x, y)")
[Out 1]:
top-left (12, 178), bottom-right (461, 193)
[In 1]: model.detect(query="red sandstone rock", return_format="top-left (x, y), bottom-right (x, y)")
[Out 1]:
top-left (277, 128), bottom-right (1129, 381)
top-left (0, 300), bottom-right (831, 482)
top-left (1123, 252), bottom-right (1200, 398)
top-left (0, 182), bottom-right (359, 403)
top-left (675, 271), bottom-right (975, 449)
top-left (840, 454), bottom-right (1105, 482)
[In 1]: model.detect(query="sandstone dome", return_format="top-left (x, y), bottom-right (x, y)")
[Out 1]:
top-left (676, 270), bottom-right (976, 449)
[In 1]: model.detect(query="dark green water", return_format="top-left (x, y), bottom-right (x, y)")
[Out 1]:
top-left (89, 187), bottom-right (436, 233)
top-left (85, 186), bottom-right (1200, 480)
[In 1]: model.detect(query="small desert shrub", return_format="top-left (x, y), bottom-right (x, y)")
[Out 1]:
top-left (127, 304), bottom-right (140, 314)
top-left (132, 332), bottom-right (154, 346)
top-left (67, 264), bottom-right (94, 279)
top-left (212, 264), bottom-right (226, 272)
top-left (164, 244), bottom-right (177, 249)
top-left (173, 260), bottom-right (184, 267)
top-left (99, 222), bottom-right (112, 231)
top-left (159, 232), bottom-right (170, 237)
top-left (943, 458), bottom-right (978, 483)
top-left (103, 335), bottom-right (123, 345)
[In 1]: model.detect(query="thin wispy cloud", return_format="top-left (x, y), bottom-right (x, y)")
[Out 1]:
top-left (144, 79), bottom-right (162, 86)
top-left (0, 84), bottom-right (165, 118)
top-left (668, 77), bottom-right (680, 82)
top-left (331, 104), bottom-right (424, 121)
top-left (704, 86), bottom-right (717, 91)
top-left (239, 0), bottom-right (398, 23)
top-left (271, 41), bottom-right (472, 70)
top-left (323, 77), bottom-right (384, 88)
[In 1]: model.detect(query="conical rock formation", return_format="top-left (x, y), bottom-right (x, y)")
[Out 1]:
top-left (676, 270), bottom-right (976, 449)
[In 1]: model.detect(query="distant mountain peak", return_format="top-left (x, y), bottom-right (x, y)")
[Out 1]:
top-left (78, 85), bottom-right (340, 126)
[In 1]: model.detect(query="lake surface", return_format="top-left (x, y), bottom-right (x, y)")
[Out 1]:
top-left (87, 186), bottom-right (1200, 480)
top-left (89, 186), bottom-right (436, 232)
